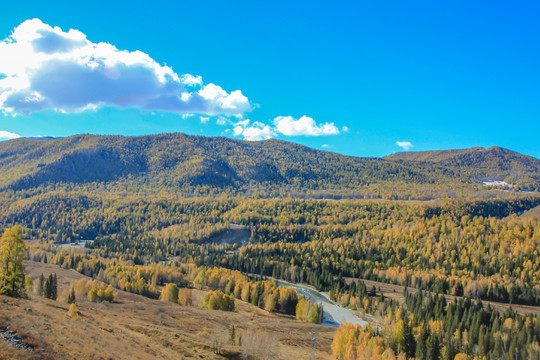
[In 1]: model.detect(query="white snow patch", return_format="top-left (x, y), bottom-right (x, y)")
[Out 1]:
top-left (482, 180), bottom-right (513, 187)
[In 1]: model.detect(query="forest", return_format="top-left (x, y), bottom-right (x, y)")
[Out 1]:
top-left (0, 134), bottom-right (539, 359)
top-left (6, 195), bottom-right (539, 306)
top-left (19, 200), bottom-right (540, 359)
top-left (332, 290), bottom-right (539, 359)
top-left (0, 134), bottom-right (539, 199)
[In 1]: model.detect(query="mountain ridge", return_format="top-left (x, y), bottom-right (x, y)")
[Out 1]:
top-left (0, 133), bottom-right (538, 195)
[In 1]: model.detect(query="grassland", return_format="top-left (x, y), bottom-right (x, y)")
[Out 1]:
top-left (0, 261), bottom-right (336, 359)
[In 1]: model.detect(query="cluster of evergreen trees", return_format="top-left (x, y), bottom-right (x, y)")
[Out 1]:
top-left (37, 273), bottom-right (57, 300)
top-left (332, 289), bottom-right (540, 360)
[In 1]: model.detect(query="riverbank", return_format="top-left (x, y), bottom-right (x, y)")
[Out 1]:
top-left (276, 279), bottom-right (371, 328)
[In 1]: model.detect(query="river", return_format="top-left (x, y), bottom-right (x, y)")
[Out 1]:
top-left (53, 240), bottom-right (93, 248)
top-left (276, 280), bottom-right (368, 328)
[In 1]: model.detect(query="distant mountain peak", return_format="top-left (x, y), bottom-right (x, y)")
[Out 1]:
top-left (0, 133), bottom-right (538, 195)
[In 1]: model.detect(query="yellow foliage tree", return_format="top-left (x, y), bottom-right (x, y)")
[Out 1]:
top-left (160, 283), bottom-right (179, 303)
top-left (68, 303), bottom-right (78, 320)
top-left (0, 226), bottom-right (27, 298)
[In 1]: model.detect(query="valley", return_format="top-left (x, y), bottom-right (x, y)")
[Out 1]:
top-left (0, 134), bottom-right (539, 360)
top-left (1, 3), bottom-right (539, 359)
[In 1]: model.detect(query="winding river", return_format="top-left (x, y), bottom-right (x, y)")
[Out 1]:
top-left (277, 280), bottom-right (369, 328)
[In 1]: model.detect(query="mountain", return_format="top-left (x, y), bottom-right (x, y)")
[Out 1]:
top-left (386, 146), bottom-right (540, 190)
top-left (0, 134), bottom-right (538, 197)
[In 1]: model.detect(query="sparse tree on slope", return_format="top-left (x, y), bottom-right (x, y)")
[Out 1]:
top-left (67, 287), bottom-right (76, 304)
top-left (68, 303), bottom-right (78, 319)
top-left (160, 283), bottom-right (179, 303)
top-left (0, 226), bottom-right (27, 298)
top-left (37, 274), bottom-right (45, 296)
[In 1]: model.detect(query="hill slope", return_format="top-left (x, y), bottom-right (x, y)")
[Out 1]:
top-left (387, 145), bottom-right (539, 172)
top-left (0, 134), bottom-right (538, 196)
top-left (387, 146), bottom-right (540, 191)
top-left (0, 261), bottom-right (335, 359)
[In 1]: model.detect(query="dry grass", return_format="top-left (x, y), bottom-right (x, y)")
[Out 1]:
top-left (520, 204), bottom-right (540, 219)
top-left (0, 261), bottom-right (335, 359)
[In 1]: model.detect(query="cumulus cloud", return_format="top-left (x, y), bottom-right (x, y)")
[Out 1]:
top-left (322, 144), bottom-right (335, 149)
top-left (180, 74), bottom-right (202, 87)
top-left (396, 141), bottom-right (413, 150)
top-left (0, 130), bottom-right (21, 141)
top-left (273, 115), bottom-right (340, 136)
top-left (233, 120), bottom-right (275, 141)
top-left (231, 115), bottom-right (341, 141)
top-left (0, 19), bottom-right (251, 116)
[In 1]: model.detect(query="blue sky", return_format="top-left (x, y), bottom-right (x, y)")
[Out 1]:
top-left (1, 0), bottom-right (539, 158)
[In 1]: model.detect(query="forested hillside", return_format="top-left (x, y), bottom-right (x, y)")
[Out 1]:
top-left (387, 146), bottom-right (540, 190)
top-left (1, 133), bottom-right (539, 360)
top-left (13, 196), bottom-right (540, 359)
top-left (0, 134), bottom-right (538, 198)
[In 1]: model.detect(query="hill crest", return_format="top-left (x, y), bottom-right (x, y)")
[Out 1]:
top-left (0, 133), bottom-right (538, 195)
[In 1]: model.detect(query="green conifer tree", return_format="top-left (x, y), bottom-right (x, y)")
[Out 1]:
top-left (38, 274), bottom-right (45, 296)
top-left (67, 287), bottom-right (76, 304)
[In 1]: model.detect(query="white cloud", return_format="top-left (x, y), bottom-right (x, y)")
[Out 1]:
top-left (235, 119), bottom-right (250, 127)
top-left (273, 115), bottom-right (340, 136)
top-left (199, 116), bottom-right (209, 124)
top-left (0, 130), bottom-right (21, 140)
top-left (216, 116), bottom-right (229, 125)
top-left (322, 144), bottom-right (335, 149)
top-left (0, 19), bottom-right (251, 116)
top-left (230, 115), bottom-right (343, 141)
top-left (396, 141), bottom-right (414, 150)
top-left (233, 125), bottom-right (244, 136)
top-left (242, 125), bottom-right (275, 141)
top-left (233, 120), bottom-right (275, 141)
top-left (180, 74), bottom-right (202, 86)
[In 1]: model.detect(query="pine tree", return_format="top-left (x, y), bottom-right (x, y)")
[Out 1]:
top-left (44, 273), bottom-right (57, 300)
top-left (0, 226), bottom-right (27, 298)
top-left (45, 275), bottom-right (50, 298)
top-left (52, 273), bottom-right (58, 300)
top-left (444, 329), bottom-right (455, 360)
top-left (228, 325), bottom-right (236, 345)
top-left (38, 274), bottom-right (45, 296)
top-left (67, 287), bottom-right (76, 304)
top-left (477, 326), bottom-right (487, 356)
top-left (416, 324), bottom-right (430, 360)
top-left (427, 334), bottom-right (440, 360)
top-left (403, 317), bottom-right (416, 358)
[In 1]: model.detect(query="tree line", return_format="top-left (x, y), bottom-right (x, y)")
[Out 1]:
top-left (332, 289), bottom-right (539, 360)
